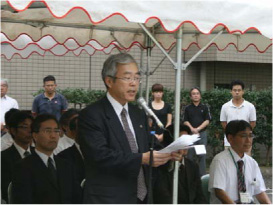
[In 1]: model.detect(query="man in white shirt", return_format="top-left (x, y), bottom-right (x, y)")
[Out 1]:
top-left (220, 80), bottom-right (256, 152)
top-left (209, 120), bottom-right (271, 204)
top-left (1, 79), bottom-right (19, 134)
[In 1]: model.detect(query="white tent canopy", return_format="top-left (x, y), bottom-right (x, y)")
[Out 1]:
top-left (1, 0), bottom-right (272, 59)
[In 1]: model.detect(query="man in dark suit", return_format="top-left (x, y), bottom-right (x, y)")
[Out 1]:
top-left (1, 111), bottom-right (34, 203)
top-left (12, 114), bottom-right (81, 204)
top-left (78, 53), bottom-right (172, 204)
top-left (58, 116), bottom-right (85, 184)
top-left (153, 124), bottom-right (207, 204)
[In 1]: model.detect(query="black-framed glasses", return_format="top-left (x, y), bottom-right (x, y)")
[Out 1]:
top-left (40, 128), bottom-right (61, 135)
top-left (237, 133), bottom-right (256, 139)
top-left (109, 76), bottom-right (141, 83)
top-left (17, 125), bottom-right (31, 131)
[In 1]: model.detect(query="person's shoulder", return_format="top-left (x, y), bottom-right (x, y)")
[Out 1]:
top-left (80, 96), bottom-right (106, 113)
top-left (1, 144), bottom-right (16, 156)
top-left (57, 145), bottom-right (74, 158)
top-left (212, 149), bottom-right (229, 163)
top-left (222, 99), bottom-right (232, 107)
top-left (244, 154), bottom-right (259, 166)
top-left (33, 93), bottom-right (44, 100)
top-left (243, 100), bottom-right (255, 107)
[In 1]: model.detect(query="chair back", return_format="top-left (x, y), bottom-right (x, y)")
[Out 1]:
top-left (201, 174), bottom-right (210, 203)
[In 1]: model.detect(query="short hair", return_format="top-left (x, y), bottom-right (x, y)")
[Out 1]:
top-left (152, 84), bottom-right (164, 92)
top-left (69, 116), bottom-right (78, 131)
top-left (163, 123), bottom-right (191, 147)
top-left (5, 108), bottom-right (20, 128)
top-left (31, 114), bottom-right (59, 133)
top-left (59, 109), bottom-right (79, 128)
top-left (1, 79), bottom-right (8, 86)
top-left (101, 53), bottom-right (138, 89)
top-left (8, 111), bottom-right (33, 139)
top-left (8, 111), bottom-right (33, 129)
top-left (225, 120), bottom-right (252, 137)
top-left (43, 75), bottom-right (56, 84)
top-left (189, 87), bottom-right (201, 96)
top-left (230, 80), bottom-right (245, 90)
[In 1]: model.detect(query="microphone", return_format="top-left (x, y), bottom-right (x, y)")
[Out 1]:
top-left (137, 97), bottom-right (164, 129)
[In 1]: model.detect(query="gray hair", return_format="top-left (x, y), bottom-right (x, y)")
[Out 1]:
top-left (101, 53), bottom-right (138, 89)
top-left (1, 79), bottom-right (9, 86)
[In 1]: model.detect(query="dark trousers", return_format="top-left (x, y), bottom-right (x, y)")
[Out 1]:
top-left (187, 131), bottom-right (207, 176)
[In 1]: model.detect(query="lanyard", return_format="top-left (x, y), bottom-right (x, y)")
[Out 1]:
top-left (228, 148), bottom-right (246, 186)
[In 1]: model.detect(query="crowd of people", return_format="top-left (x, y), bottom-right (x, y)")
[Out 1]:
top-left (1, 53), bottom-right (271, 204)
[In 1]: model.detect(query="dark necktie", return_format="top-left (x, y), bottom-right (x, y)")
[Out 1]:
top-left (23, 151), bottom-right (31, 158)
top-left (47, 157), bottom-right (58, 184)
top-left (120, 108), bottom-right (147, 201)
top-left (237, 160), bottom-right (246, 193)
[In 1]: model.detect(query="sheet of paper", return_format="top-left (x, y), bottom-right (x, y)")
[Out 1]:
top-left (194, 145), bottom-right (206, 155)
top-left (158, 134), bottom-right (200, 153)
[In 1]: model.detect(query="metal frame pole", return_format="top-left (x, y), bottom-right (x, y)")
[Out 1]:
top-left (145, 36), bottom-right (152, 103)
top-left (172, 26), bottom-right (183, 204)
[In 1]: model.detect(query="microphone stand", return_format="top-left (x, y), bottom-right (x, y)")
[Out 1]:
top-left (147, 129), bottom-right (156, 204)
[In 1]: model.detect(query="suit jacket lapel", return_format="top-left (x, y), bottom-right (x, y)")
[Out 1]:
top-left (33, 152), bottom-right (59, 190)
top-left (104, 97), bottom-right (132, 153)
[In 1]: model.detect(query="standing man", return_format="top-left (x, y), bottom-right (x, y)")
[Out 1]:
top-left (183, 87), bottom-right (211, 176)
top-left (220, 80), bottom-right (256, 152)
top-left (12, 114), bottom-right (81, 204)
top-left (1, 79), bottom-right (19, 134)
top-left (209, 120), bottom-right (271, 204)
top-left (78, 53), bottom-right (172, 204)
top-left (32, 75), bottom-right (68, 120)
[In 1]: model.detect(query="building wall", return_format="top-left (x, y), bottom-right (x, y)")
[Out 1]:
top-left (1, 44), bottom-right (272, 110)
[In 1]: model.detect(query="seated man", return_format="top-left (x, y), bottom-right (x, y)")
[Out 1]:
top-left (1, 111), bottom-right (34, 203)
top-left (1, 108), bottom-right (19, 151)
top-left (58, 116), bottom-right (85, 184)
top-left (54, 108), bottom-right (79, 154)
top-left (12, 114), bottom-right (81, 204)
top-left (209, 120), bottom-right (271, 204)
top-left (153, 124), bottom-right (207, 204)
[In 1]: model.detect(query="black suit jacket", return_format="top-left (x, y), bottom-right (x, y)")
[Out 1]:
top-left (57, 143), bottom-right (85, 184)
top-left (1, 144), bottom-right (34, 203)
top-left (153, 158), bottom-right (207, 204)
top-left (12, 151), bottom-right (82, 204)
top-left (78, 96), bottom-right (150, 204)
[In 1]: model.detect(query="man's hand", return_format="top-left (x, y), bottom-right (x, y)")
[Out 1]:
top-left (170, 151), bottom-right (183, 162)
top-left (155, 134), bottom-right (163, 142)
top-left (191, 128), bottom-right (199, 134)
top-left (142, 151), bottom-right (171, 167)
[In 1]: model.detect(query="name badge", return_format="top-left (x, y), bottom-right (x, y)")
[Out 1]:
top-left (240, 192), bottom-right (252, 204)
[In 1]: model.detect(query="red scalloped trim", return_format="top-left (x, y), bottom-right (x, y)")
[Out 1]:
top-left (2, 41), bottom-right (272, 61)
top-left (6, 0), bottom-right (271, 38)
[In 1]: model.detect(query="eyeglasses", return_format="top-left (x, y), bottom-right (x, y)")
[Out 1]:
top-left (40, 128), bottom-right (61, 135)
top-left (109, 76), bottom-right (141, 83)
top-left (237, 133), bottom-right (255, 139)
top-left (17, 125), bottom-right (31, 131)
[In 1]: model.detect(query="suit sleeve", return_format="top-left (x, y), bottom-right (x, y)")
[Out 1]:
top-left (78, 107), bottom-right (142, 176)
top-left (12, 161), bottom-right (33, 204)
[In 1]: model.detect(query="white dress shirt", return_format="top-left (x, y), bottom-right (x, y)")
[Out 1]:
top-left (209, 148), bottom-right (266, 204)
top-left (1, 132), bottom-right (14, 151)
top-left (1, 95), bottom-right (19, 124)
top-left (35, 149), bottom-right (56, 168)
top-left (106, 92), bottom-right (138, 148)
top-left (220, 99), bottom-right (256, 146)
top-left (53, 134), bottom-right (75, 155)
top-left (13, 142), bottom-right (31, 159)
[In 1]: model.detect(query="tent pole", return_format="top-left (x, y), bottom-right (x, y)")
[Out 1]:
top-left (139, 49), bottom-right (144, 97)
top-left (172, 26), bottom-right (183, 204)
top-left (145, 36), bottom-right (152, 103)
top-left (183, 29), bottom-right (224, 69)
top-left (139, 23), bottom-right (177, 67)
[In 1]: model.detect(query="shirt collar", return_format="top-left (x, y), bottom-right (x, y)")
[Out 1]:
top-left (74, 142), bottom-right (84, 159)
top-left (35, 149), bottom-right (55, 168)
top-left (229, 147), bottom-right (246, 162)
top-left (43, 92), bottom-right (57, 99)
top-left (1, 95), bottom-right (7, 99)
top-left (13, 142), bottom-right (31, 159)
top-left (230, 99), bottom-right (245, 108)
top-left (107, 92), bottom-right (129, 116)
